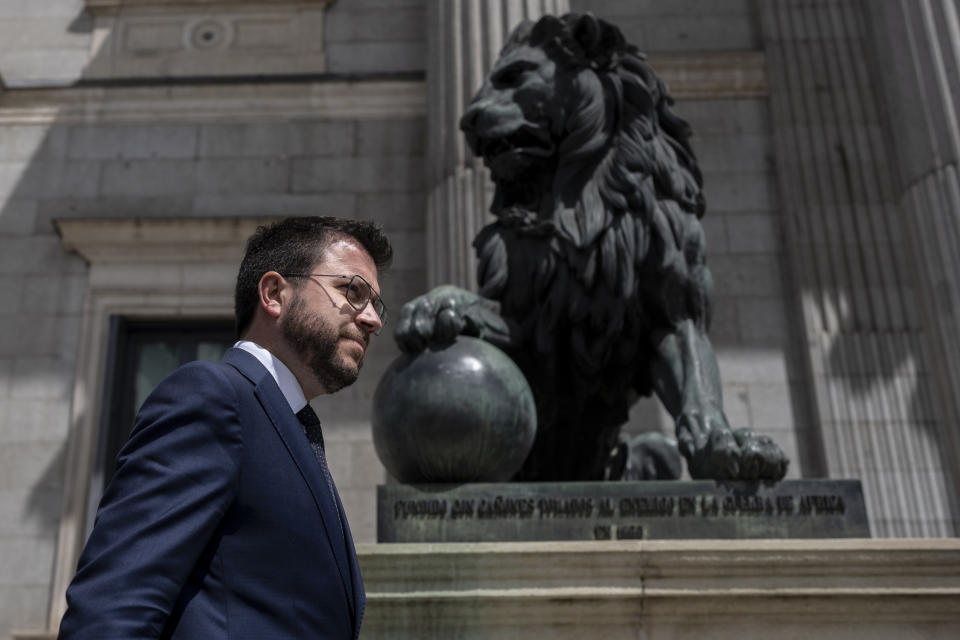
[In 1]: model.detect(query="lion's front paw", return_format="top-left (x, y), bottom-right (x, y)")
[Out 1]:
top-left (677, 409), bottom-right (790, 481)
top-left (677, 409), bottom-right (738, 479)
top-left (733, 428), bottom-right (789, 481)
top-left (394, 285), bottom-right (479, 353)
top-left (682, 424), bottom-right (741, 480)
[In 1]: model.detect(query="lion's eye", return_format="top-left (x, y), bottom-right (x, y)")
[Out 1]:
top-left (492, 62), bottom-right (537, 89)
top-left (494, 69), bottom-right (521, 87)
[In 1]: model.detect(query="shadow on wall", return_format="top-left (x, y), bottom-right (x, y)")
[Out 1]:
top-left (828, 133), bottom-right (953, 531)
top-left (25, 444), bottom-right (67, 533)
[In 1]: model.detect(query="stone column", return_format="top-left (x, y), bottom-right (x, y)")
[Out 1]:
top-left (761, 0), bottom-right (959, 536)
top-left (862, 0), bottom-right (960, 534)
top-left (424, 0), bottom-right (569, 290)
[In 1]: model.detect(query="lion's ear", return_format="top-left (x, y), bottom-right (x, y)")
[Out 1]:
top-left (571, 13), bottom-right (601, 54)
top-left (530, 14), bottom-right (564, 47)
top-left (570, 13), bottom-right (626, 66)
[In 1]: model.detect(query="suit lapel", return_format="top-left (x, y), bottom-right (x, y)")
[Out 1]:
top-left (222, 348), bottom-right (357, 618)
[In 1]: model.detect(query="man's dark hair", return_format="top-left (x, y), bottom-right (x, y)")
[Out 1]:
top-left (234, 216), bottom-right (393, 338)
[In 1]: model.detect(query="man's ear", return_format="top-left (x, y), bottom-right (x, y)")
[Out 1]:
top-left (257, 271), bottom-right (288, 320)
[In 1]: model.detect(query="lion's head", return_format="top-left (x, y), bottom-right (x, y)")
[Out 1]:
top-left (460, 13), bottom-right (704, 248)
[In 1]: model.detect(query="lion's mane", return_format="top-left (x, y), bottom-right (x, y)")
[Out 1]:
top-left (472, 13), bottom-right (713, 479)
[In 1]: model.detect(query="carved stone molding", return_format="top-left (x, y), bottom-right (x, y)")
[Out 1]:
top-left (0, 79), bottom-right (427, 124)
top-left (0, 51), bottom-right (762, 127)
top-left (648, 51), bottom-right (767, 99)
top-left (83, 1), bottom-right (334, 79)
top-left (55, 217), bottom-right (274, 263)
top-left (84, 0), bottom-right (331, 12)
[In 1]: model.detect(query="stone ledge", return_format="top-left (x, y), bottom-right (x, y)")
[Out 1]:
top-left (0, 80), bottom-right (427, 124)
top-left (0, 51), bottom-right (762, 126)
top-left (648, 51), bottom-right (768, 99)
top-left (357, 539), bottom-right (960, 638)
top-left (54, 217), bottom-right (276, 264)
top-left (85, 0), bottom-right (328, 8)
top-left (359, 539), bottom-right (960, 591)
top-left (18, 539), bottom-right (960, 639)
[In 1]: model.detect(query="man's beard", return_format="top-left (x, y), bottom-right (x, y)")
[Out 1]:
top-left (281, 295), bottom-right (363, 393)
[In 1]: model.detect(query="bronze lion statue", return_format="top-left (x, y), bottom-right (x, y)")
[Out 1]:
top-left (396, 13), bottom-right (789, 482)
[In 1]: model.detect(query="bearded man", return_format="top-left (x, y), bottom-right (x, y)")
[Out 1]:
top-left (59, 217), bottom-right (392, 640)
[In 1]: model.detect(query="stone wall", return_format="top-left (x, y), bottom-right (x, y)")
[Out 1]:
top-left (572, 0), bottom-right (761, 51)
top-left (0, 1), bottom-right (428, 636)
top-left (0, 0), bottom-right (90, 87)
top-left (325, 0), bottom-right (425, 74)
top-left (0, 1), bottom-right (92, 624)
top-left (0, 145), bottom-right (85, 633)
top-left (0, 108), bottom-right (428, 636)
top-left (41, 114), bottom-right (428, 534)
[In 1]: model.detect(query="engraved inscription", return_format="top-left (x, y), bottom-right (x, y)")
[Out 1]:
top-left (615, 525), bottom-right (644, 539)
top-left (619, 496), bottom-right (675, 517)
top-left (478, 496), bottom-right (536, 519)
top-left (538, 497), bottom-right (594, 518)
top-left (701, 496), bottom-right (720, 516)
top-left (722, 495), bottom-right (773, 516)
top-left (389, 492), bottom-right (850, 522)
top-left (777, 495), bottom-right (795, 514)
top-left (394, 499), bottom-right (447, 520)
top-left (380, 481), bottom-right (868, 542)
top-left (797, 495), bottom-right (845, 515)
top-left (450, 499), bottom-right (475, 519)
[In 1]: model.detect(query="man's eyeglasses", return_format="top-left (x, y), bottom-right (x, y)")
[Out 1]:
top-left (284, 273), bottom-right (387, 328)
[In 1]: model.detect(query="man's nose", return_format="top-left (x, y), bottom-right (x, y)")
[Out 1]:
top-left (356, 302), bottom-right (383, 335)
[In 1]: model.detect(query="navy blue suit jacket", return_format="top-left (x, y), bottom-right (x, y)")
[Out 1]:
top-left (59, 348), bottom-right (365, 639)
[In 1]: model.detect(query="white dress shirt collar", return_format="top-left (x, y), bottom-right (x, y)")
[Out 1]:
top-left (233, 340), bottom-right (308, 413)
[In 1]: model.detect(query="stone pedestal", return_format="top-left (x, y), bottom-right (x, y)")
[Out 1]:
top-left (357, 538), bottom-right (960, 640)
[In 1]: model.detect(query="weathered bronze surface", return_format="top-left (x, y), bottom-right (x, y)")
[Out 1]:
top-left (372, 336), bottom-right (536, 483)
top-left (392, 13), bottom-right (789, 483)
top-left (378, 480), bottom-right (869, 542)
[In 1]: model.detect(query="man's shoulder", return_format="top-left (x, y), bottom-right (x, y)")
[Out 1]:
top-left (126, 357), bottom-right (253, 450)
top-left (174, 357), bottom-right (237, 379)
top-left (150, 356), bottom-right (251, 400)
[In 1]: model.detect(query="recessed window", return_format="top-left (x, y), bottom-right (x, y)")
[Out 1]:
top-left (89, 318), bottom-right (235, 516)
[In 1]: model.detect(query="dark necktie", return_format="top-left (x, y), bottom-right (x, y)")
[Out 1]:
top-left (295, 405), bottom-right (344, 533)
top-left (296, 404), bottom-right (365, 628)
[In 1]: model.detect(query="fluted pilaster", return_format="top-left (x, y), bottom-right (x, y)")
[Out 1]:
top-left (865, 0), bottom-right (960, 535)
top-left (424, 0), bottom-right (569, 290)
top-left (762, 0), bottom-right (957, 536)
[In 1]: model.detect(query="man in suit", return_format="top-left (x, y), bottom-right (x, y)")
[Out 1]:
top-left (59, 216), bottom-right (392, 639)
